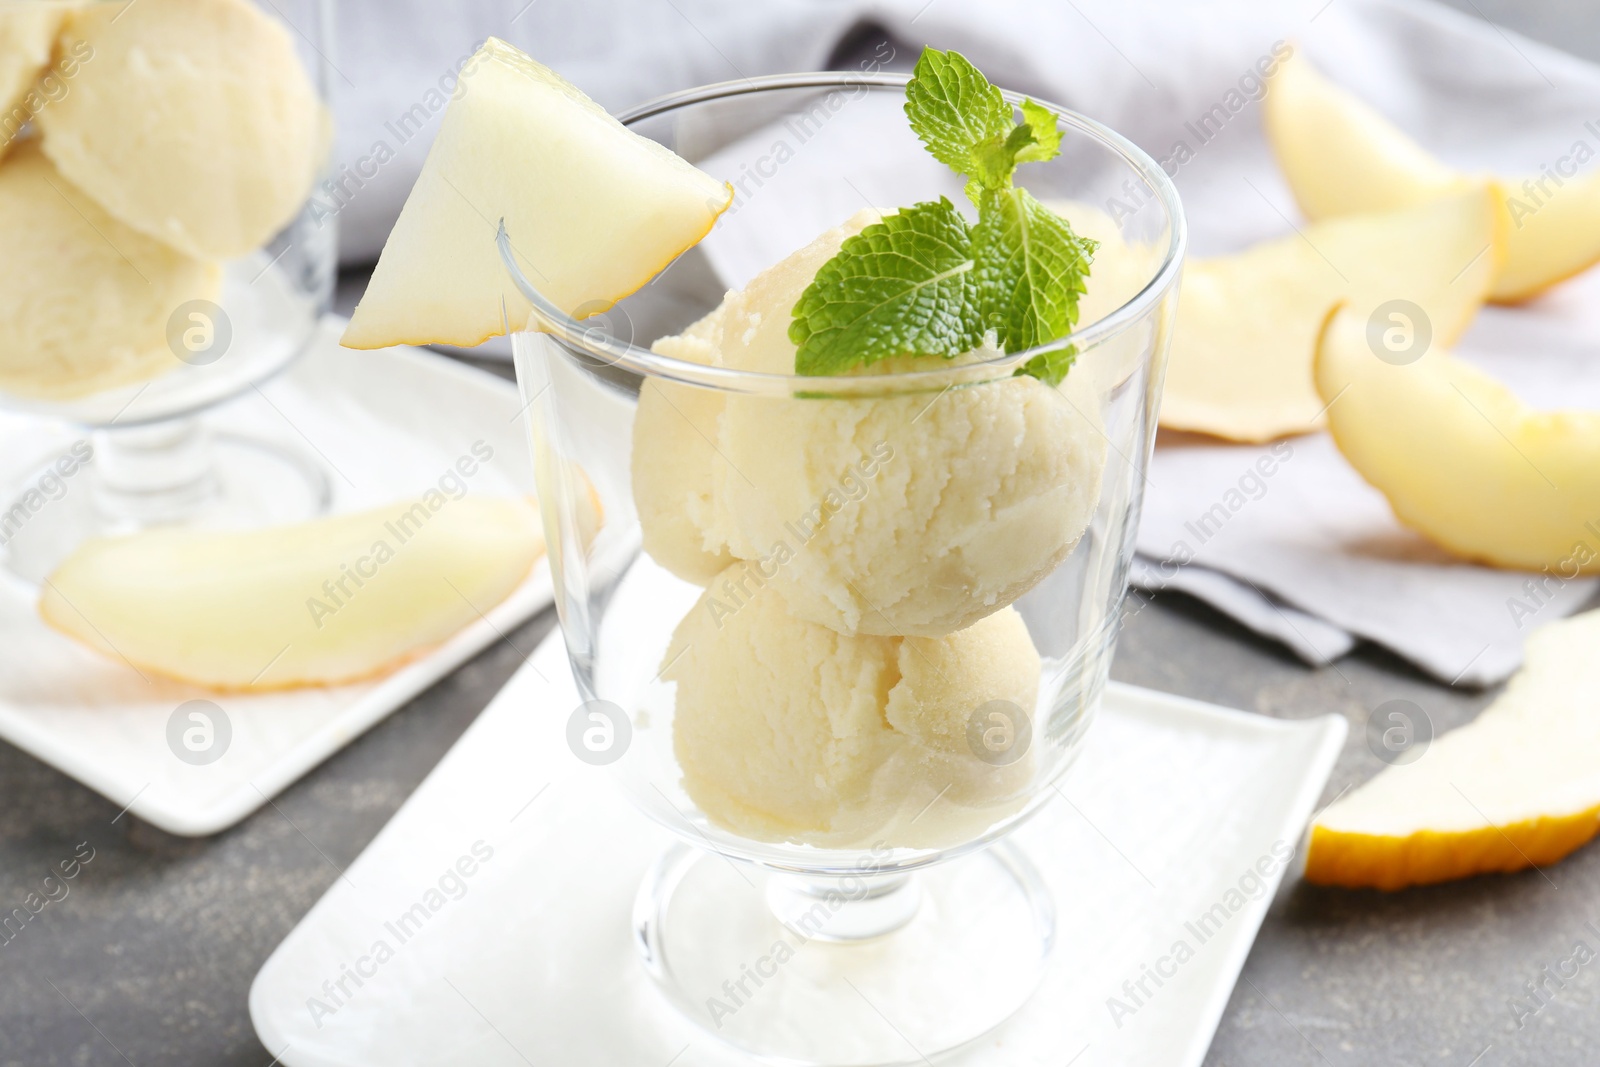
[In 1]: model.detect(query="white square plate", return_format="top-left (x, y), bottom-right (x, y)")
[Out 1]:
top-left (0, 319), bottom-right (555, 836)
top-left (250, 630), bottom-right (1345, 1067)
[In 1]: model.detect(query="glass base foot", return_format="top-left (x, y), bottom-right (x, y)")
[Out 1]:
top-left (1, 430), bottom-right (330, 585)
top-left (634, 841), bottom-right (1055, 1066)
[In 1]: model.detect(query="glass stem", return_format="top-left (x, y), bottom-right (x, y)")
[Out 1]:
top-left (90, 417), bottom-right (219, 532)
top-left (764, 868), bottom-right (924, 943)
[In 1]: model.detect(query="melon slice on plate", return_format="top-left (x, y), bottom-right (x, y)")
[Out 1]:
top-left (37, 0), bottom-right (325, 260)
top-left (1307, 609), bottom-right (1600, 890)
top-left (342, 37), bottom-right (733, 351)
top-left (1314, 305), bottom-right (1600, 573)
top-left (1161, 184), bottom-right (1504, 442)
top-left (41, 497), bottom-right (546, 690)
top-left (1265, 51), bottom-right (1600, 303)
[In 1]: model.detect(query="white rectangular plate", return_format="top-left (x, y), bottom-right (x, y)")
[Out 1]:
top-left (250, 630), bottom-right (1345, 1067)
top-left (0, 319), bottom-right (553, 836)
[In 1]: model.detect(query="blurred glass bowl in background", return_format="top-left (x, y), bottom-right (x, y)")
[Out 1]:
top-left (0, 0), bottom-right (337, 583)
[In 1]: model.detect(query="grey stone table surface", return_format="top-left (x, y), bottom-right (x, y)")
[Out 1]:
top-left (4, 3), bottom-right (1599, 1064)
top-left (8, 579), bottom-right (1590, 1067)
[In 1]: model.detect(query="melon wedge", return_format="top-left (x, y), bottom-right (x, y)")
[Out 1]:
top-left (342, 37), bottom-right (733, 351)
top-left (1307, 608), bottom-right (1600, 890)
top-left (1162, 184), bottom-right (1505, 442)
top-left (1263, 49), bottom-right (1460, 221)
top-left (1496, 170), bottom-right (1600, 301)
top-left (1265, 51), bottom-right (1600, 302)
top-left (40, 497), bottom-right (545, 690)
top-left (1314, 304), bottom-right (1600, 573)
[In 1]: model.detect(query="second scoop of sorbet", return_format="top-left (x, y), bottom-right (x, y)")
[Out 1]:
top-left (665, 571), bottom-right (1041, 847)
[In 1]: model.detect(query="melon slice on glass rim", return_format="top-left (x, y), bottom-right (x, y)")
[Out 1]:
top-left (343, 37), bottom-right (733, 351)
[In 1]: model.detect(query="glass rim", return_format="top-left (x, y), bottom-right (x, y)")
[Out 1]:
top-left (500, 71), bottom-right (1186, 396)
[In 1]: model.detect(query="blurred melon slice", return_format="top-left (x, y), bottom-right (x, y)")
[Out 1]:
top-left (1307, 609), bottom-right (1600, 890)
top-left (1263, 49), bottom-right (1460, 220)
top-left (342, 37), bottom-right (733, 351)
top-left (0, 141), bottom-right (220, 399)
top-left (0, 3), bottom-right (74, 160)
top-left (1495, 170), bottom-right (1600, 301)
top-left (1265, 51), bottom-right (1600, 302)
top-left (1162, 184), bottom-right (1504, 442)
top-left (37, 0), bottom-right (324, 260)
top-left (41, 497), bottom-right (546, 690)
top-left (1314, 304), bottom-right (1600, 572)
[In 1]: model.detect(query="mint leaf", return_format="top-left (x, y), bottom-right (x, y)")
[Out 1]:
top-left (791, 198), bottom-right (984, 376)
top-left (1015, 100), bottom-right (1063, 164)
top-left (792, 48), bottom-right (1096, 386)
top-left (970, 123), bottom-right (1039, 190)
top-left (1015, 345), bottom-right (1077, 387)
top-left (906, 50), bottom-right (1066, 199)
top-left (904, 48), bottom-right (1011, 177)
top-left (973, 186), bottom-right (1098, 382)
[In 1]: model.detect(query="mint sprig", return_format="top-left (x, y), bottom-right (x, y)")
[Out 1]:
top-left (790, 48), bottom-right (1096, 386)
top-left (791, 198), bottom-right (983, 376)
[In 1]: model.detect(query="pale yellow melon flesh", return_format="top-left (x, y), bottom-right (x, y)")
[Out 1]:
top-left (1263, 49), bottom-right (1460, 221)
top-left (40, 497), bottom-right (546, 690)
top-left (1161, 184), bottom-right (1504, 442)
top-left (1314, 305), bottom-right (1600, 572)
top-left (1307, 609), bottom-right (1600, 890)
top-left (1265, 51), bottom-right (1600, 303)
top-left (0, 141), bottom-right (221, 399)
top-left (37, 0), bottom-right (325, 260)
top-left (1495, 170), bottom-right (1600, 302)
top-left (342, 37), bottom-right (733, 351)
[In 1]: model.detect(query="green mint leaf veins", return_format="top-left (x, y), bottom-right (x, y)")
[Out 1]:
top-left (903, 49), bottom-right (1012, 177)
top-left (973, 186), bottom-right (1098, 384)
top-left (790, 198), bottom-right (984, 376)
top-left (792, 47), bottom-right (1094, 383)
top-left (905, 50), bottom-right (1064, 199)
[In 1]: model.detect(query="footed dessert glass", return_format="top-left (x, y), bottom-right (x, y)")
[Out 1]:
top-left (0, 0), bottom-right (336, 583)
top-left (508, 74), bottom-right (1182, 1066)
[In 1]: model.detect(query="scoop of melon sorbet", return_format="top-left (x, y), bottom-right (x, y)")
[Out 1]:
top-left (632, 209), bottom-right (1108, 637)
top-left (631, 307), bottom-right (735, 584)
top-left (665, 569), bottom-right (1041, 848)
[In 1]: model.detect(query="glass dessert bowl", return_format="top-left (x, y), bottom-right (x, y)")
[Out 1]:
top-left (0, 0), bottom-right (335, 583)
top-left (508, 73), bottom-right (1183, 1066)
